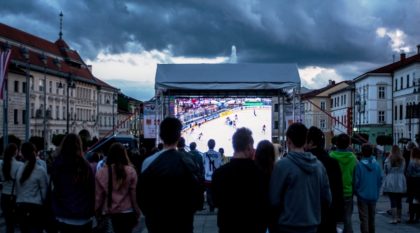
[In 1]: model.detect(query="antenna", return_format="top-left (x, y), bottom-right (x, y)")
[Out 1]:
top-left (59, 11), bottom-right (63, 39)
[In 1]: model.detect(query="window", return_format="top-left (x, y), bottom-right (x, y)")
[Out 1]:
top-left (395, 79), bottom-right (398, 91)
top-left (22, 82), bottom-right (27, 94)
top-left (378, 111), bottom-right (385, 123)
top-left (344, 95), bottom-right (347, 105)
top-left (56, 106), bottom-right (59, 120)
top-left (31, 103), bottom-right (34, 118)
top-left (14, 81), bottom-right (19, 92)
top-left (22, 110), bottom-right (26, 124)
top-left (401, 77), bottom-right (403, 89)
top-left (63, 107), bottom-right (66, 120)
top-left (320, 119), bottom-right (326, 129)
top-left (274, 104), bottom-right (279, 112)
top-left (39, 80), bottom-right (44, 92)
top-left (14, 109), bottom-right (18, 124)
top-left (320, 101), bottom-right (326, 110)
top-left (400, 105), bottom-right (403, 120)
top-left (394, 106), bottom-right (397, 121)
top-left (407, 75), bottom-right (410, 88)
top-left (378, 86), bottom-right (385, 99)
top-left (49, 81), bottom-right (52, 93)
top-left (341, 96), bottom-right (344, 106)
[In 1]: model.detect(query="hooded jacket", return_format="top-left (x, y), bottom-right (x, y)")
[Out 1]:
top-left (329, 150), bottom-right (357, 197)
top-left (354, 156), bottom-right (382, 203)
top-left (270, 151), bottom-right (331, 232)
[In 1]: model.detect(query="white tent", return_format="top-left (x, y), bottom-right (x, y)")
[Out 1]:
top-left (155, 63), bottom-right (301, 94)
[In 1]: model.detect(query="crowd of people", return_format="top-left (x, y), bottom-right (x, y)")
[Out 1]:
top-left (1, 116), bottom-right (420, 233)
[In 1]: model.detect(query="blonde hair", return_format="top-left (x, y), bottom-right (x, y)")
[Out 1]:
top-left (390, 145), bottom-right (404, 167)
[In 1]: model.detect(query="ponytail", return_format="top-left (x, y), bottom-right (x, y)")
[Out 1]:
top-left (20, 142), bottom-right (37, 184)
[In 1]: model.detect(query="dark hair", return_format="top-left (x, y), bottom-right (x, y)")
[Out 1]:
top-left (411, 147), bottom-right (420, 160)
top-left (20, 142), bottom-right (37, 184)
top-left (159, 117), bottom-right (182, 145)
top-left (107, 143), bottom-right (130, 189)
top-left (88, 152), bottom-right (101, 163)
top-left (2, 143), bottom-right (18, 181)
top-left (307, 126), bottom-right (325, 149)
top-left (218, 148), bottom-right (224, 155)
top-left (189, 142), bottom-right (197, 150)
top-left (336, 134), bottom-right (350, 150)
top-left (232, 127), bottom-right (254, 152)
top-left (157, 143), bottom-right (164, 151)
top-left (286, 123), bottom-right (307, 148)
top-left (208, 139), bottom-right (216, 149)
top-left (361, 143), bottom-right (373, 157)
top-left (177, 137), bottom-right (186, 148)
top-left (255, 140), bottom-right (275, 177)
top-left (58, 133), bottom-right (90, 183)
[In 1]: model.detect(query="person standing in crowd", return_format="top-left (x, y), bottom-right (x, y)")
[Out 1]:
top-left (305, 127), bottom-right (344, 233)
top-left (138, 117), bottom-right (201, 233)
top-left (51, 134), bottom-right (95, 233)
top-left (189, 142), bottom-right (205, 210)
top-left (255, 140), bottom-right (275, 187)
top-left (270, 123), bottom-right (331, 233)
top-left (354, 144), bottom-right (382, 233)
top-left (329, 133), bottom-right (357, 233)
top-left (203, 139), bottom-right (222, 212)
top-left (15, 142), bottom-right (49, 233)
top-left (212, 128), bottom-right (268, 233)
top-left (382, 145), bottom-right (407, 224)
top-left (95, 143), bottom-right (140, 233)
top-left (0, 143), bottom-right (23, 233)
top-left (404, 142), bottom-right (416, 173)
top-left (406, 147), bottom-right (420, 223)
top-left (219, 147), bottom-right (230, 164)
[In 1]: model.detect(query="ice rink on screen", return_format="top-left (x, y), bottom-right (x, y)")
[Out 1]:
top-left (182, 107), bottom-right (272, 157)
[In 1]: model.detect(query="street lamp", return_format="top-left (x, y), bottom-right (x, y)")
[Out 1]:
top-left (20, 47), bottom-right (30, 141)
top-left (40, 53), bottom-right (47, 157)
top-left (66, 74), bottom-right (76, 134)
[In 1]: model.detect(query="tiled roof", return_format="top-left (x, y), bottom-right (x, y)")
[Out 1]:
top-left (0, 23), bottom-right (96, 83)
top-left (301, 80), bottom-right (352, 100)
top-left (369, 53), bottom-right (420, 74)
top-left (93, 77), bottom-right (118, 90)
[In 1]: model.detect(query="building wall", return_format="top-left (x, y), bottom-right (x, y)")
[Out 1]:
top-left (330, 89), bottom-right (352, 136)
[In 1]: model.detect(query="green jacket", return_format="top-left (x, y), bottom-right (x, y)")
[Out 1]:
top-left (330, 150), bottom-right (358, 197)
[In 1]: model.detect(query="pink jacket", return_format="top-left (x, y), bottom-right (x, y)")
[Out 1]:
top-left (95, 165), bottom-right (138, 214)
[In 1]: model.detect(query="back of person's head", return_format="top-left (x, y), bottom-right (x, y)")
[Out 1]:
top-left (189, 142), bottom-right (197, 151)
top-left (20, 142), bottom-right (37, 184)
top-left (208, 139), bottom-right (216, 150)
top-left (2, 143), bottom-right (18, 181)
top-left (159, 117), bottom-right (182, 145)
top-left (411, 147), bottom-right (420, 161)
top-left (390, 145), bottom-right (404, 167)
top-left (286, 123), bottom-right (307, 148)
top-left (361, 143), bottom-right (373, 158)
top-left (232, 127), bottom-right (254, 153)
top-left (406, 141), bottom-right (416, 151)
top-left (255, 140), bottom-right (275, 176)
top-left (59, 133), bottom-right (83, 160)
top-left (218, 148), bottom-right (224, 155)
top-left (336, 133), bottom-right (350, 150)
top-left (177, 137), bottom-right (186, 149)
top-left (306, 126), bottom-right (325, 149)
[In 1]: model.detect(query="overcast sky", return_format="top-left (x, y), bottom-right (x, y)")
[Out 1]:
top-left (2, 0), bottom-right (420, 100)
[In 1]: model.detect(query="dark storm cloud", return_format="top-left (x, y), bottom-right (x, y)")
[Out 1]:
top-left (1, 0), bottom-right (420, 68)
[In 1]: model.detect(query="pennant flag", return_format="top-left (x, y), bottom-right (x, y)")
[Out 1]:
top-left (0, 48), bottom-right (12, 99)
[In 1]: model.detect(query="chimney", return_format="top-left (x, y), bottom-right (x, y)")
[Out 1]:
top-left (400, 52), bottom-right (406, 61)
top-left (87, 65), bottom-right (92, 72)
top-left (328, 80), bottom-right (336, 86)
top-left (417, 44), bottom-right (420, 54)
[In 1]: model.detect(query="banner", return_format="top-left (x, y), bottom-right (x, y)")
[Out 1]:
top-left (143, 102), bottom-right (159, 139)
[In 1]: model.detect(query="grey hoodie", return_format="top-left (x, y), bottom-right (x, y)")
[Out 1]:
top-left (270, 151), bottom-right (331, 232)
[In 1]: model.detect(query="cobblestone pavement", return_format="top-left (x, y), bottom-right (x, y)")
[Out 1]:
top-left (2, 195), bottom-right (420, 233)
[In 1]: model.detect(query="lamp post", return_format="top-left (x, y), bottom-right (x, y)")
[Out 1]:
top-left (21, 47), bottom-right (30, 141)
top-left (40, 53), bottom-right (47, 157)
top-left (66, 74), bottom-right (76, 134)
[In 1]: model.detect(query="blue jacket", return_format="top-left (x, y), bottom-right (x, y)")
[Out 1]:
top-left (354, 156), bottom-right (382, 203)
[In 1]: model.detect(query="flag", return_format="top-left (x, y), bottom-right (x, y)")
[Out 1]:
top-left (0, 48), bottom-right (12, 99)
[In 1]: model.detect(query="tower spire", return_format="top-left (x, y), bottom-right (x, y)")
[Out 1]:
top-left (59, 11), bottom-right (63, 39)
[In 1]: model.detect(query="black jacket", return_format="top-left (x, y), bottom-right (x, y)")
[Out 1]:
top-left (138, 149), bottom-right (201, 233)
top-left (309, 147), bottom-right (344, 233)
top-left (212, 158), bottom-right (268, 233)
